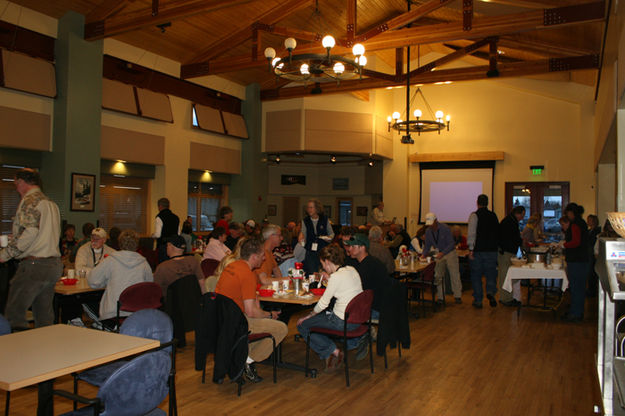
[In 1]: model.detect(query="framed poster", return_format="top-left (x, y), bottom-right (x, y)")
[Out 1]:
top-left (356, 206), bottom-right (368, 217)
top-left (332, 178), bottom-right (349, 191)
top-left (268, 204), bottom-right (277, 216)
top-left (70, 173), bottom-right (95, 212)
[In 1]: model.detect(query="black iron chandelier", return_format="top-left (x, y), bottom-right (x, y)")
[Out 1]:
top-left (263, 36), bottom-right (367, 90)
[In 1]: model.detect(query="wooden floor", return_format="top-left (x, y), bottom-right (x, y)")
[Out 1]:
top-left (4, 292), bottom-right (602, 416)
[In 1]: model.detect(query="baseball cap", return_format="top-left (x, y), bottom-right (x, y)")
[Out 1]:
top-left (166, 235), bottom-right (186, 249)
top-left (344, 233), bottom-right (369, 249)
top-left (246, 219), bottom-right (256, 228)
top-left (91, 228), bottom-right (107, 239)
top-left (425, 212), bottom-right (437, 226)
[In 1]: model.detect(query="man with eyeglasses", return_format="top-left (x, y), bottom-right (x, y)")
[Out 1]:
top-left (75, 227), bottom-right (115, 279)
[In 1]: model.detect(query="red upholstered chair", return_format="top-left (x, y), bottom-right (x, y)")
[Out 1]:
top-left (304, 290), bottom-right (374, 387)
top-left (405, 262), bottom-right (439, 317)
top-left (116, 282), bottom-right (163, 328)
top-left (201, 259), bottom-right (220, 278)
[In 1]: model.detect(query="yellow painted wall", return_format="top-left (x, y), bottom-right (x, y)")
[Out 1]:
top-left (101, 95), bottom-right (242, 234)
top-left (380, 77), bottom-right (596, 235)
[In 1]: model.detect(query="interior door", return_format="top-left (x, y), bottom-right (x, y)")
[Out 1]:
top-left (337, 198), bottom-right (353, 227)
top-left (282, 196), bottom-right (300, 226)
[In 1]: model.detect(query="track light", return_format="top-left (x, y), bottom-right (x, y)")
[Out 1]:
top-left (330, 155), bottom-right (336, 164)
top-left (275, 155), bottom-right (280, 164)
top-left (368, 159), bottom-right (374, 167)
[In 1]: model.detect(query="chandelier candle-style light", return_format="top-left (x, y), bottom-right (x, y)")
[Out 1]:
top-left (387, 86), bottom-right (451, 138)
top-left (264, 36), bottom-right (367, 88)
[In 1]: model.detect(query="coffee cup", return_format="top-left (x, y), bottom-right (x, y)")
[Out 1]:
top-left (0, 235), bottom-right (7, 248)
top-left (271, 281), bottom-right (280, 291)
top-left (282, 280), bottom-right (290, 292)
top-left (67, 269), bottom-right (75, 279)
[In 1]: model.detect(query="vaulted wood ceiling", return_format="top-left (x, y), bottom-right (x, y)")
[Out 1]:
top-left (7, 0), bottom-right (605, 100)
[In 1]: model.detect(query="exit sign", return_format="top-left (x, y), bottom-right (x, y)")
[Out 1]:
top-left (530, 165), bottom-right (544, 176)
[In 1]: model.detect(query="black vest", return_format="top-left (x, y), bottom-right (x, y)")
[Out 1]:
top-left (303, 214), bottom-right (330, 251)
top-left (474, 207), bottom-right (499, 252)
top-left (564, 218), bottom-right (590, 263)
top-left (157, 208), bottom-right (180, 245)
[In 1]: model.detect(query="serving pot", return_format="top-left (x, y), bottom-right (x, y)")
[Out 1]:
top-left (526, 252), bottom-right (545, 264)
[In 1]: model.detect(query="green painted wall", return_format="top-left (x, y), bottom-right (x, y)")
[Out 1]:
top-left (40, 11), bottom-right (103, 228)
top-left (229, 83), bottom-right (267, 223)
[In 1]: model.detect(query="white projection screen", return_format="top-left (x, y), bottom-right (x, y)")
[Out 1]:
top-left (419, 164), bottom-right (494, 224)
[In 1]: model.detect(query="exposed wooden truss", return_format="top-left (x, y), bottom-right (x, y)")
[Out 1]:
top-left (186, 0), bottom-right (313, 63)
top-left (180, 1), bottom-right (604, 79)
top-left (260, 54), bottom-right (600, 100)
top-left (84, 0), bottom-right (257, 40)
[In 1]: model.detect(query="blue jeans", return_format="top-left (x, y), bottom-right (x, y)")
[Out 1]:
top-left (297, 312), bottom-right (360, 359)
top-left (567, 262), bottom-right (589, 318)
top-left (470, 251), bottom-right (498, 303)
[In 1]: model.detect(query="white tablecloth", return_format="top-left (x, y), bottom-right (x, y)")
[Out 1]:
top-left (503, 266), bottom-right (568, 293)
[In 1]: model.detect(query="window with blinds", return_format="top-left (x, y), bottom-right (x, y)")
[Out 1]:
top-left (99, 175), bottom-right (149, 235)
top-left (0, 166), bottom-right (25, 234)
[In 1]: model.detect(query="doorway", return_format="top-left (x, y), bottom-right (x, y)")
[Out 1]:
top-left (282, 196), bottom-right (300, 226)
top-left (505, 182), bottom-right (569, 239)
top-left (337, 198), bottom-right (353, 227)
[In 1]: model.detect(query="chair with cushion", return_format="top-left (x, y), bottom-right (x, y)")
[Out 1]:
top-left (116, 282), bottom-right (163, 328)
top-left (57, 350), bottom-right (171, 416)
top-left (1, 315), bottom-right (11, 415)
top-left (196, 293), bottom-right (277, 396)
top-left (405, 262), bottom-right (438, 317)
top-left (165, 275), bottom-right (202, 348)
top-left (0, 314), bottom-right (9, 335)
top-left (201, 259), bottom-right (220, 278)
top-left (305, 290), bottom-right (374, 387)
top-left (74, 309), bottom-right (177, 416)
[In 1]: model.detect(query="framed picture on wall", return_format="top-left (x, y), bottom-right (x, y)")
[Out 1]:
top-left (268, 204), bottom-right (277, 216)
top-left (323, 205), bottom-right (332, 219)
top-left (332, 178), bottom-right (349, 190)
top-left (356, 206), bottom-right (368, 217)
top-left (70, 173), bottom-right (95, 212)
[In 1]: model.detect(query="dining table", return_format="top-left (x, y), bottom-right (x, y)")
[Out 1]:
top-left (0, 324), bottom-right (160, 416)
top-left (54, 278), bottom-right (104, 324)
top-left (258, 290), bottom-right (322, 377)
top-left (503, 264), bottom-right (568, 316)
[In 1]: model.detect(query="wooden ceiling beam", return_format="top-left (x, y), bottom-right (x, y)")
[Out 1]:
top-left (183, 1), bottom-right (604, 78)
top-left (497, 37), bottom-right (597, 57)
top-left (475, 0), bottom-right (561, 9)
top-left (260, 54), bottom-right (599, 100)
top-left (355, 0), bottom-right (455, 42)
top-left (186, 0), bottom-right (313, 63)
top-left (257, 24), bottom-right (320, 43)
top-left (85, 0), bottom-right (134, 23)
top-left (85, 0), bottom-right (256, 40)
top-left (396, 48), bottom-right (403, 78)
top-left (347, 0), bottom-right (356, 40)
top-left (409, 37), bottom-right (492, 76)
top-left (359, 1), bottom-right (604, 52)
top-left (463, 0), bottom-right (473, 31)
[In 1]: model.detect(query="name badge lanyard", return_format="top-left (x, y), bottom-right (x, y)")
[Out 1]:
top-left (92, 248), bottom-right (104, 266)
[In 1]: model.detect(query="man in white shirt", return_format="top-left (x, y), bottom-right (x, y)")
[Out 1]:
top-left (0, 169), bottom-right (63, 329)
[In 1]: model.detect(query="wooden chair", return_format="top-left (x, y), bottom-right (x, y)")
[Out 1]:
top-left (405, 262), bottom-right (438, 317)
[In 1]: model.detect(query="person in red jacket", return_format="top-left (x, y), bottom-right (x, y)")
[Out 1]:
top-left (559, 202), bottom-right (590, 322)
top-left (215, 206), bottom-right (233, 235)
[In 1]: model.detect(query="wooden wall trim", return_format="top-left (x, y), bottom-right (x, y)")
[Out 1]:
top-left (0, 21), bottom-right (55, 62)
top-left (103, 55), bottom-right (242, 114)
top-left (409, 151), bottom-right (505, 163)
